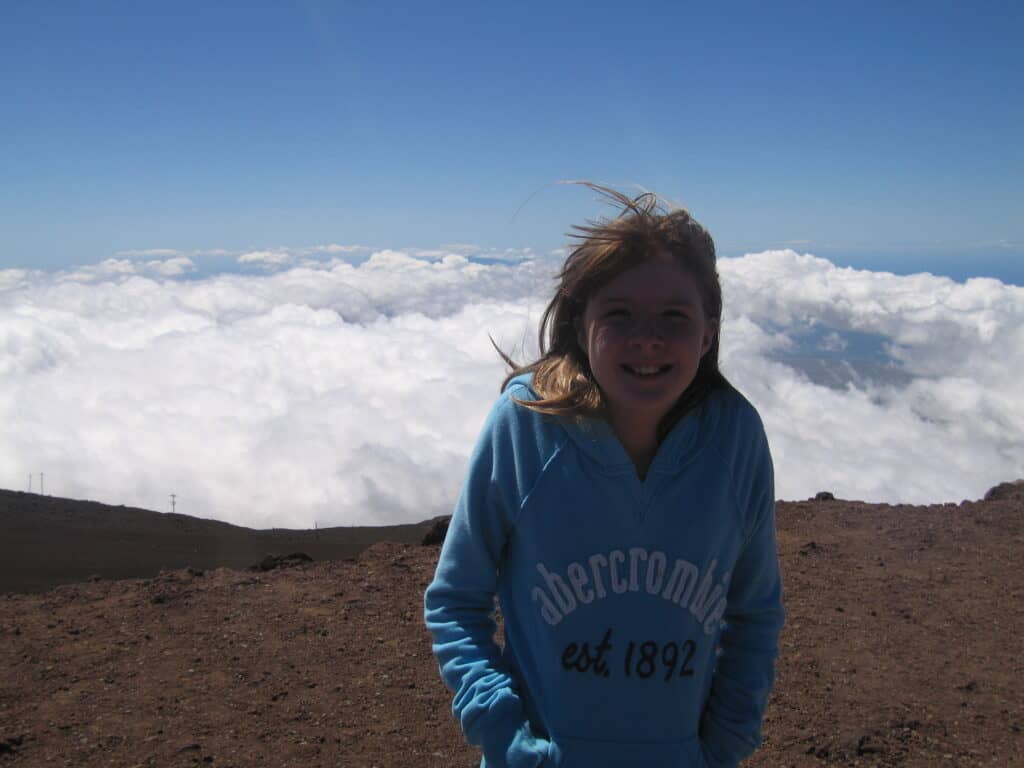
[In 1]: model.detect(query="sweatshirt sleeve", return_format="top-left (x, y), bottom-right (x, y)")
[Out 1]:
top-left (423, 394), bottom-right (552, 768)
top-left (701, 416), bottom-right (785, 768)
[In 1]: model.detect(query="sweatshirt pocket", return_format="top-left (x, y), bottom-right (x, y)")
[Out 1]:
top-left (547, 735), bottom-right (706, 768)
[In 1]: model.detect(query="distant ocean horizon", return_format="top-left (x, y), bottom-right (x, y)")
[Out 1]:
top-left (732, 250), bottom-right (1024, 288)
top-left (3, 245), bottom-right (1022, 288)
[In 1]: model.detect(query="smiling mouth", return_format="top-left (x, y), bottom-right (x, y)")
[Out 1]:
top-left (622, 364), bottom-right (673, 377)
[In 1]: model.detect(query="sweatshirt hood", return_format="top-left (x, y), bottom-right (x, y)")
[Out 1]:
top-left (504, 372), bottom-right (719, 476)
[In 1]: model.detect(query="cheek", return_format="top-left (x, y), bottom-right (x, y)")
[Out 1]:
top-left (589, 325), bottom-right (625, 352)
top-left (586, 332), bottom-right (631, 377)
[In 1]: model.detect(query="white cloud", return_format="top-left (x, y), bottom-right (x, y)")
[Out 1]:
top-left (818, 331), bottom-right (847, 352)
top-left (238, 249), bottom-right (293, 266)
top-left (60, 258), bottom-right (138, 283)
top-left (237, 245), bottom-right (373, 268)
top-left (305, 243), bottom-right (370, 255)
top-left (480, 247), bottom-right (539, 263)
top-left (1, 249), bottom-right (1020, 528)
top-left (0, 269), bottom-right (33, 292)
top-left (399, 246), bottom-right (538, 264)
top-left (718, 250), bottom-right (1023, 502)
top-left (143, 257), bottom-right (196, 277)
top-left (114, 248), bottom-right (182, 258)
top-left (439, 243), bottom-right (481, 254)
top-left (989, 239), bottom-right (1022, 251)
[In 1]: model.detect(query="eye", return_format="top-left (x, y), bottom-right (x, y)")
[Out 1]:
top-left (604, 308), bottom-right (630, 318)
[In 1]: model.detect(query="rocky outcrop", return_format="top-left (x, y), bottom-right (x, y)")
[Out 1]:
top-left (984, 479), bottom-right (1024, 501)
top-left (421, 516), bottom-right (451, 546)
top-left (249, 552), bottom-right (313, 571)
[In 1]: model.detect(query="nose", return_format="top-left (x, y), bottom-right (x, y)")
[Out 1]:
top-left (627, 316), bottom-right (665, 348)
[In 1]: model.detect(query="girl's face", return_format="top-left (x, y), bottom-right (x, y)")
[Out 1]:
top-left (575, 256), bottom-right (718, 430)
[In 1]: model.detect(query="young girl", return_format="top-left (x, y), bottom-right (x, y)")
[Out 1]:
top-left (424, 186), bottom-right (784, 768)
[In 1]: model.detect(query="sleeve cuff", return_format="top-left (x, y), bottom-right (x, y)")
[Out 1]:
top-left (701, 716), bottom-right (753, 768)
top-left (481, 717), bottom-right (552, 768)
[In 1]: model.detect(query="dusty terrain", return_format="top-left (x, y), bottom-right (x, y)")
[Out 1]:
top-left (1, 486), bottom-right (1022, 767)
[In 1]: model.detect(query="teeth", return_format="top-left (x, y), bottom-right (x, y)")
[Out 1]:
top-left (627, 365), bottom-right (666, 376)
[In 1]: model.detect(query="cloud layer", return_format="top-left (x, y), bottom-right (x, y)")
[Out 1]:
top-left (2, 249), bottom-right (1021, 527)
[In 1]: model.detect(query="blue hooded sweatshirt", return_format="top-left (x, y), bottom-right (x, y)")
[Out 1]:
top-left (424, 374), bottom-right (784, 768)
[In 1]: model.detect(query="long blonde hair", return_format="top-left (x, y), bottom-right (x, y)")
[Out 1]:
top-left (497, 183), bottom-right (730, 442)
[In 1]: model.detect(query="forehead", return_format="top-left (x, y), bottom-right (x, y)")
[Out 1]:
top-left (590, 258), bottom-right (702, 305)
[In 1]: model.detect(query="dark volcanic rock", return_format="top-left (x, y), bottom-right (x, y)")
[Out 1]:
top-left (984, 479), bottom-right (1024, 501)
top-left (421, 516), bottom-right (450, 546)
top-left (249, 553), bottom-right (313, 572)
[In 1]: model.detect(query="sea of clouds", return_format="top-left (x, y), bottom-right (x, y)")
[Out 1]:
top-left (1, 247), bottom-right (1021, 528)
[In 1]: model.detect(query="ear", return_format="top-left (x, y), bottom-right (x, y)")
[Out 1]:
top-left (700, 318), bottom-right (719, 357)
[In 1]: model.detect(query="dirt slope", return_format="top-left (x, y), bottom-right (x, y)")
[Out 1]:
top-left (1, 492), bottom-right (1021, 767)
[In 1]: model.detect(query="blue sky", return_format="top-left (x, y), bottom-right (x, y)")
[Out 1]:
top-left (2, 0), bottom-right (1022, 282)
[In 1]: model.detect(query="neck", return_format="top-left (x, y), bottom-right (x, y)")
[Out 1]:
top-left (608, 409), bottom-right (660, 479)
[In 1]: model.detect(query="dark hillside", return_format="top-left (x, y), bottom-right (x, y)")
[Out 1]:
top-left (0, 489), bottom-right (437, 594)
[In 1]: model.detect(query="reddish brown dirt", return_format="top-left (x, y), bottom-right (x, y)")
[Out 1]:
top-left (1, 491), bottom-right (1021, 767)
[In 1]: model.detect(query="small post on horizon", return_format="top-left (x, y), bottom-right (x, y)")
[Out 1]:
top-left (170, 494), bottom-right (177, 514)
top-left (28, 474), bottom-right (32, 493)
top-left (40, 472), bottom-right (44, 495)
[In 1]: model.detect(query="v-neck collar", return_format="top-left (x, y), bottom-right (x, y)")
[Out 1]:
top-left (564, 396), bottom-right (716, 481)
top-left (506, 372), bottom-right (719, 480)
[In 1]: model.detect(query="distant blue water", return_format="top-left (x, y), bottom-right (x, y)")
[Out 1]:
top-left (816, 252), bottom-right (1023, 287)
top-left (766, 325), bottom-right (913, 390)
